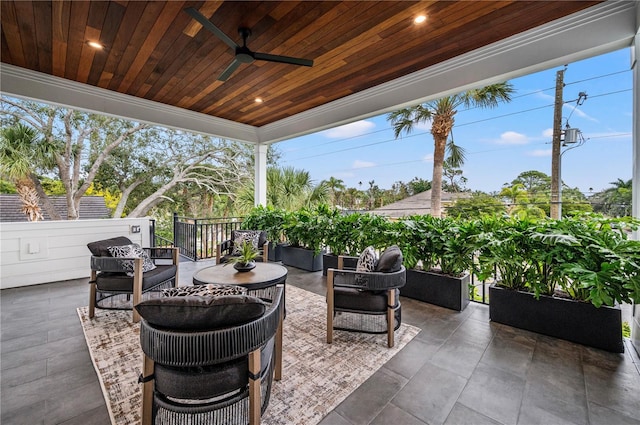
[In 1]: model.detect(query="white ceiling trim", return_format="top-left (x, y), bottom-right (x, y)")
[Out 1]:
top-left (0, 63), bottom-right (259, 143)
top-left (258, 1), bottom-right (637, 144)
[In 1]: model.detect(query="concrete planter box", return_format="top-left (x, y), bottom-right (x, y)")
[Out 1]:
top-left (322, 254), bottom-right (358, 276)
top-left (281, 245), bottom-right (323, 272)
top-left (401, 269), bottom-right (470, 311)
top-left (489, 285), bottom-right (624, 353)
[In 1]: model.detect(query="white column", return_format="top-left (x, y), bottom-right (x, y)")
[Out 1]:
top-left (254, 143), bottom-right (268, 206)
top-left (633, 33), bottom-right (640, 239)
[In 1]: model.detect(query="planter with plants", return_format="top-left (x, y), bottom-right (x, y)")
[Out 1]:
top-left (476, 215), bottom-right (640, 353)
top-left (321, 211), bottom-right (391, 275)
top-left (395, 215), bottom-right (476, 311)
top-left (224, 241), bottom-right (259, 272)
top-left (242, 206), bottom-right (288, 262)
top-left (281, 207), bottom-right (327, 272)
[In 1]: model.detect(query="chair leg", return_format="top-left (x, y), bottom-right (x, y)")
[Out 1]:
top-left (326, 269), bottom-right (334, 344)
top-left (275, 314), bottom-right (283, 381)
top-left (172, 247), bottom-right (179, 287)
top-left (387, 289), bottom-right (395, 348)
top-left (89, 270), bottom-right (97, 319)
top-left (133, 258), bottom-right (143, 323)
top-left (248, 349), bottom-right (261, 425)
top-left (141, 355), bottom-right (154, 425)
top-left (263, 241), bottom-right (269, 263)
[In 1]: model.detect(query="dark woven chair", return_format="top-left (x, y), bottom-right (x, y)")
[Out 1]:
top-left (327, 254), bottom-right (406, 348)
top-left (217, 230), bottom-right (269, 264)
top-left (87, 236), bottom-right (179, 323)
top-left (137, 285), bottom-right (285, 425)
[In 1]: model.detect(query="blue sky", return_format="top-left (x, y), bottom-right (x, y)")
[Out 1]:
top-left (276, 48), bottom-right (633, 195)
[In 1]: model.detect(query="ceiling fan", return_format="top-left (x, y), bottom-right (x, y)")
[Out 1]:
top-left (184, 7), bottom-right (314, 82)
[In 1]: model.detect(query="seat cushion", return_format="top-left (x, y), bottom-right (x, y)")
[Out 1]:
top-left (135, 294), bottom-right (266, 331)
top-left (87, 236), bottom-right (132, 257)
top-left (95, 264), bottom-right (176, 292)
top-left (334, 287), bottom-right (399, 312)
top-left (375, 245), bottom-right (403, 273)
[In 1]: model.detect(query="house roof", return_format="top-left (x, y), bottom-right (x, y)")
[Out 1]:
top-left (1, 1), bottom-right (635, 145)
top-left (0, 194), bottom-right (111, 222)
top-left (371, 189), bottom-right (470, 219)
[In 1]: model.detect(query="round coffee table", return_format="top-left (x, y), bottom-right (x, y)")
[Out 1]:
top-left (192, 262), bottom-right (287, 380)
top-left (192, 262), bottom-right (288, 289)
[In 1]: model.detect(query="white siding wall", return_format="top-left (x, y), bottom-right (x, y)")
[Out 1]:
top-left (0, 218), bottom-right (151, 289)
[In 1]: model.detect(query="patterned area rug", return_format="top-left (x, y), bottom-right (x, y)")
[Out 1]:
top-left (78, 285), bottom-right (420, 425)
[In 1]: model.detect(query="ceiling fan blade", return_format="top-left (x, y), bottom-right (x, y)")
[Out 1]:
top-left (184, 7), bottom-right (237, 50)
top-left (218, 59), bottom-right (242, 81)
top-left (254, 52), bottom-right (313, 67)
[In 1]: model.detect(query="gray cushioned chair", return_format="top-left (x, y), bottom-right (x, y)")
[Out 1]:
top-left (87, 236), bottom-right (179, 323)
top-left (216, 230), bottom-right (269, 264)
top-left (136, 285), bottom-right (284, 425)
top-left (326, 249), bottom-right (406, 348)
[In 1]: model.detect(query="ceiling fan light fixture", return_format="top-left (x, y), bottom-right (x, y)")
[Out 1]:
top-left (255, 97), bottom-right (263, 103)
top-left (414, 15), bottom-right (427, 24)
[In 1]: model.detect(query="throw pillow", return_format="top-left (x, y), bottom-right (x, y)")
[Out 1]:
top-left (135, 295), bottom-right (266, 331)
top-left (107, 243), bottom-right (157, 275)
top-left (162, 284), bottom-right (247, 298)
top-left (375, 245), bottom-right (403, 272)
top-left (356, 246), bottom-right (377, 272)
top-left (233, 230), bottom-right (261, 254)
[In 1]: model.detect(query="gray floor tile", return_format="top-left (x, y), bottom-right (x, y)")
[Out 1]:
top-left (1, 360), bottom-right (47, 388)
top-left (383, 337), bottom-right (441, 380)
top-left (480, 332), bottom-right (535, 379)
top-left (0, 399), bottom-right (46, 425)
top-left (44, 381), bottom-right (106, 425)
top-left (518, 379), bottom-right (588, 425)
top-left (430, 336), bottom-right (487, 379)
top-left (584, 363), bottom-right (640, 421)
top-left (458, 362), bottom-right (526, 425)
top-left (444, 403), bottom-right (503, 425)
top-left (318, 411), bottom-right (354, 425)
top-left (392, 362), bottom-right (467, 425)
top-left (58, 404), bottom-right (111, 425)
top-left (335, 367), bottom-right (408, 425)
top-left (588, 401), bottom-right (640, 425)
top-left (371, 403), bottom-right (427, 425)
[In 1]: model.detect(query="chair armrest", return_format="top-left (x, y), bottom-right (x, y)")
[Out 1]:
top-left (218, 239), bottom-right (233, 254)
top-left (328, 266), bottom-right (406, 291)
top-left (144, 247), bottom-right (179, 264)
top-left (337, 255), bottom-right (359, 270)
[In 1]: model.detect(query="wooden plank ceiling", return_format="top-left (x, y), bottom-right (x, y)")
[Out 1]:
top-left (1, 1), bottom-right (600, 127)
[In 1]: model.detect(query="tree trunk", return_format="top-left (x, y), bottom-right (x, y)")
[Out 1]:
top-left (430, 112), bottom-right (454, 218)
top-left (30, 173), bottom-right (61, 220)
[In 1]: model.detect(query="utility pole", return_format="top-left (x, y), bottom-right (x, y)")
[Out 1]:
top-left (550, 68), bottom-right (565, 219)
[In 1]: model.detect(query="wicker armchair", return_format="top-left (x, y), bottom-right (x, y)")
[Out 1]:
top-left (87, 236), bottom-right (179, 323)
top-left (137, 285), bottom-right (284, 425)
top-left (327, 254), bottom-right (406, 348)
top-left (217, 230), bottom-right (269, 264)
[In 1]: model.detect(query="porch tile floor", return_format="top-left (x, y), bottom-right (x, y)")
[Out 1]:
top-left (2, 260), bottom-right (639, 425)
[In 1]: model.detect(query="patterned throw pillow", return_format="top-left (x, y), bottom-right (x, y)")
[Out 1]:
top-left (162, 284), bottom-right (247, 298)
top-left (356, 246), bottom-right (378, 272)
top-left (233, 230), bottom-right (261, 254)
top-left (107, 243), bottom-right (157, 275)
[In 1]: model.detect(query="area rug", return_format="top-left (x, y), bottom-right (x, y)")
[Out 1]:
top-left (78, 285), bottom-right (420, 425)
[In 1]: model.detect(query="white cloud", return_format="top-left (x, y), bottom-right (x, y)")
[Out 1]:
top-left (527, 149), bottom-right (552, 157)
top-left (542, 128), bottom-right (553, 138)
top-left (422, 153), bottom-right (434, 162)
top-left (494, 131), bottom-right (530, 145)
top-left (352, 160), bottom-right (375, 169)
top-left (324, 120), bottom-right (376, 138)
top-left (563, 104), bottom-right (598, 123)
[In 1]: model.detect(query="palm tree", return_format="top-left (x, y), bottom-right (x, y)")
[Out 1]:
top-left (323, 176), bottom-right (346, 207)
top-left (388, 83), bottom-right (514, 217)
top-left (0, 123), bottom-right (56, 221)
top-left (235, 166), bottom-right (328, 213)
top-left (594, 178), bottom-right (632, 217)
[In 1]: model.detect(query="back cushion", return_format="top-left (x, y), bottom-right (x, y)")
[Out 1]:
top-left (375, 245), bottom-right (403, 273)
top-left (135, 295), bottom-right (266, 331)
top-left (87, 236), bottom-right (133, 257)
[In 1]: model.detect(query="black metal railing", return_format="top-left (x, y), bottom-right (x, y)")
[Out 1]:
top-left (150, 219), bottom-right (175, 248)
top-left (173, 213), bottom-right (244, 261)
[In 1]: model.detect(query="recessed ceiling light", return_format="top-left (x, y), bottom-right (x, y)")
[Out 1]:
top-left (255, 98), bottom-right (263, 103)
top-left (414, 15), bottom-right (427, 24)
top-left (87, 41), bottom-right (103, 49)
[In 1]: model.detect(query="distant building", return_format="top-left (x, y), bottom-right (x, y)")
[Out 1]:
top-left (371, 189), bottom-right (470, 219)
top-left (0, 194), bottom-right (111, 222)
